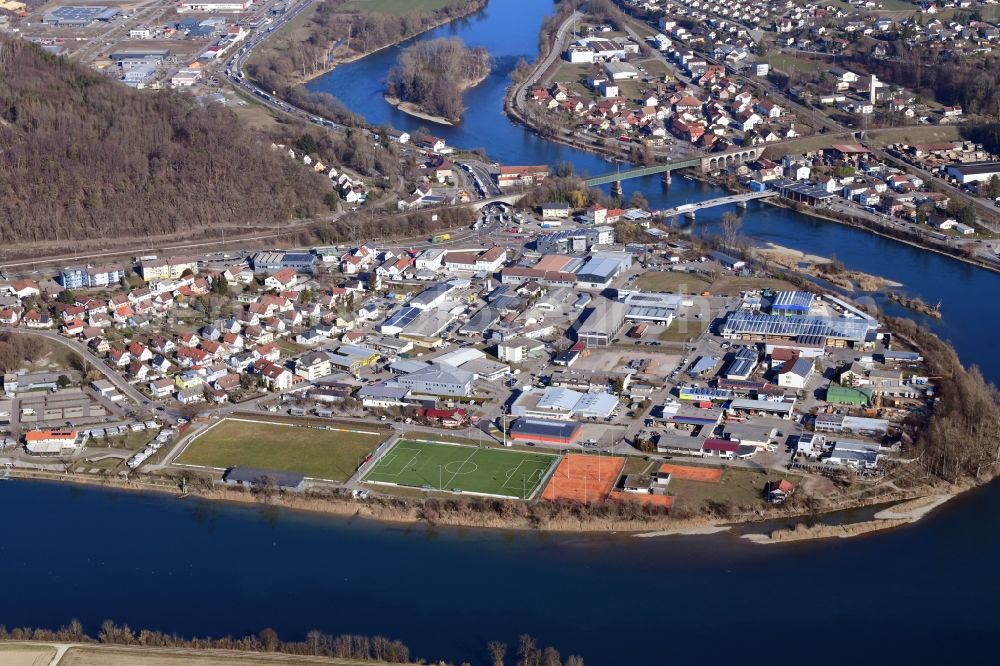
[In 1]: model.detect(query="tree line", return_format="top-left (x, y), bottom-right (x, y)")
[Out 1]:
top-left (386, 37), bottom-right (491, 121)
top-left (889, 318), bottom-right (1000, 482)
top-left (0, 37), bottom-right (333, 246)
top-left (0, 622), bottom-right (584, 666)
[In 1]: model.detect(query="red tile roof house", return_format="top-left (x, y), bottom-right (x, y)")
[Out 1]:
top-left (10, 280), bottom-right (40, 299)
top-left (702, 438), bottom-right (742, 459)
top-left (418, 408), bottom-right (469, 427)
top-left (765, 479), bottom-right (795, 504)
top-left (22, 310), bottom-right (52, 329)
top-left (0, 308), bottom-right (21, 325)
top-left (264, 267), bottom-right (298, 291)
top-left (62, 318), bottom-right (85, 336)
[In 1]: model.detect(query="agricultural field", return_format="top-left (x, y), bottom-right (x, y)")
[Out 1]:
top-left (364, 440), bottom-right (558, 498)
top-left (177, 419), bottom-right (384, 482)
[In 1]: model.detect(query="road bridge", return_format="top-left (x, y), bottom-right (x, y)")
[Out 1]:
top-left (656, 191), bottom-right (777, 219)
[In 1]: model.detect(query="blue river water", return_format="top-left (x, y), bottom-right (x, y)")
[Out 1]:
top-left (2, 1), bottom-right (999, 664)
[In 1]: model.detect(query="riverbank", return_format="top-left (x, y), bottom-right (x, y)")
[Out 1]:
top-left (741, 494), bottom-right (956, 545)
top-left (0, 642), bottom-right (403, 666)
top-left (4, 464), bottom-right (968, 541)
top-left (383, 96), bottom-right (454, 125)
top-left (760, 196), bottom-right (1000, 278)
top-left (750, 242), bottom-right (903, 292)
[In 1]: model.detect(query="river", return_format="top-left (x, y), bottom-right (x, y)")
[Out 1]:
top-left (1, 1), bottom-right (997, 664)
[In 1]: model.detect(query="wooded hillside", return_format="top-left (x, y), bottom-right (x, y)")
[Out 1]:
top-left (0, 37), bottom-right (332, 245)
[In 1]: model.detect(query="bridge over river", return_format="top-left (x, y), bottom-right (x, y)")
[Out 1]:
top-left (583, 148), bottom-right (760, 191)
top-left (655, 191), bottom-right (777, 218)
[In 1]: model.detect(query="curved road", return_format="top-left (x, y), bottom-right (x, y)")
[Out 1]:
top-left (14, 329), bottom-right (148, 410)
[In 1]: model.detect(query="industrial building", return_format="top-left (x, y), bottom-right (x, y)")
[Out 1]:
top-left (825, 439), bottom-right (883, 468)
top-left (723, 347), bottom-right (759, 380)
top-left (250, 251), bottom-right (318, 274)
top-left (177, 1), bottom-right (255, 12)
top-left (511, 386), bottom-right (618, 421)
top-left (814, 414), bottom-right (889, 435)
top-left (728, 398), bottom-right (795, 419)
top-left (575, 299), bottom-right (628, 347)
top-left (510, 418), bottom-right (582, 444)
top-left (771, 291), bottom-right (814, 316)
top-left (394, 365), bottom-right (474, 396)
top-left (43, 6), bottom-right (119, 26)
top-left (721, 311), bottom-right (876, 346)
top-left (945, 161), bottom-right (1000, 185)
top-left (535, 226), bottom-right (616, 254)
top-left (380, 306), bottom-right (421, 335)
top-left (410, 282), bottom-right (457, 310)
top-left (574, 252), bottom-right (632, 288)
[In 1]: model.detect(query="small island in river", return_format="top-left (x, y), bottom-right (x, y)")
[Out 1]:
top-left (385, 37), bottom-right (491, 124)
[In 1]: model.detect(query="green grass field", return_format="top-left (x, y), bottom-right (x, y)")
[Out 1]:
top-left (658, 319), bottom-right (708, 342)
top-left (636, 270), bottom-right (710, 293)
top-left (763, 52), bottom-right (825, 75)
top-left (364, 440), bottom-right (558, 498)
top-left (178, 419), bottom-right (385, 482)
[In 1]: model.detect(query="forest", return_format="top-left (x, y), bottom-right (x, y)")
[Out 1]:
top-left (889, 319), bottom-right (1000, 482)
top-left (385, 37), bottom-right (491, 122)
top-left (0, 37), bottom-right (332, 245)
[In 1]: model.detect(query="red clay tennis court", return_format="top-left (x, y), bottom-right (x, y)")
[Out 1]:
top-left (659, 463), bottom-right (723, 483)
top-left (541, 454), bottom-right (625, 502)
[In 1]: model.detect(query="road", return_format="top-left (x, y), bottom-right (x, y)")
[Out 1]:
top-left (513, 10), bottom-right (583, 112)
top-left (14, 329), bottom-right (149, 409)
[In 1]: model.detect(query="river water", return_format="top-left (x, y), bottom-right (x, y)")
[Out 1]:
top-left (1, 2), bottom-right (997, 664)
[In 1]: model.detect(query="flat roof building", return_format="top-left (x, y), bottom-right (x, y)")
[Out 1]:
top-left (510, 418), bottom-right (582, 444)
top-left (946, 161), bottom-right (1000, 185)
top-left (771, 290), bottom-right (814, 316)
top-left (394, 365), bottom-right (473, 396)
top-left (575, 299), bottom-right (628, 347)
top-left (43, 6), bottom-right (119, 26)
top-left (223, 466), bottom-right (305, 491)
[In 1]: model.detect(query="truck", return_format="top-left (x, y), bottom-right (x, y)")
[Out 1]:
top-left (628, 323), bottom-right (648, 338)
top-left (430, 233), bottom-right (451, 243)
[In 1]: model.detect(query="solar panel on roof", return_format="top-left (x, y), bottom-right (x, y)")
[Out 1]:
top-left (722, 311), bottom-right (871, 341)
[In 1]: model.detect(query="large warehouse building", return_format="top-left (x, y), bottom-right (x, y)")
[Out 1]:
top-left (43, 6), bottom-right (119, 26)
top-left (946, 161), bottom-right (1000, 185)
top-left (575, 299), bottom-right (628, 347)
